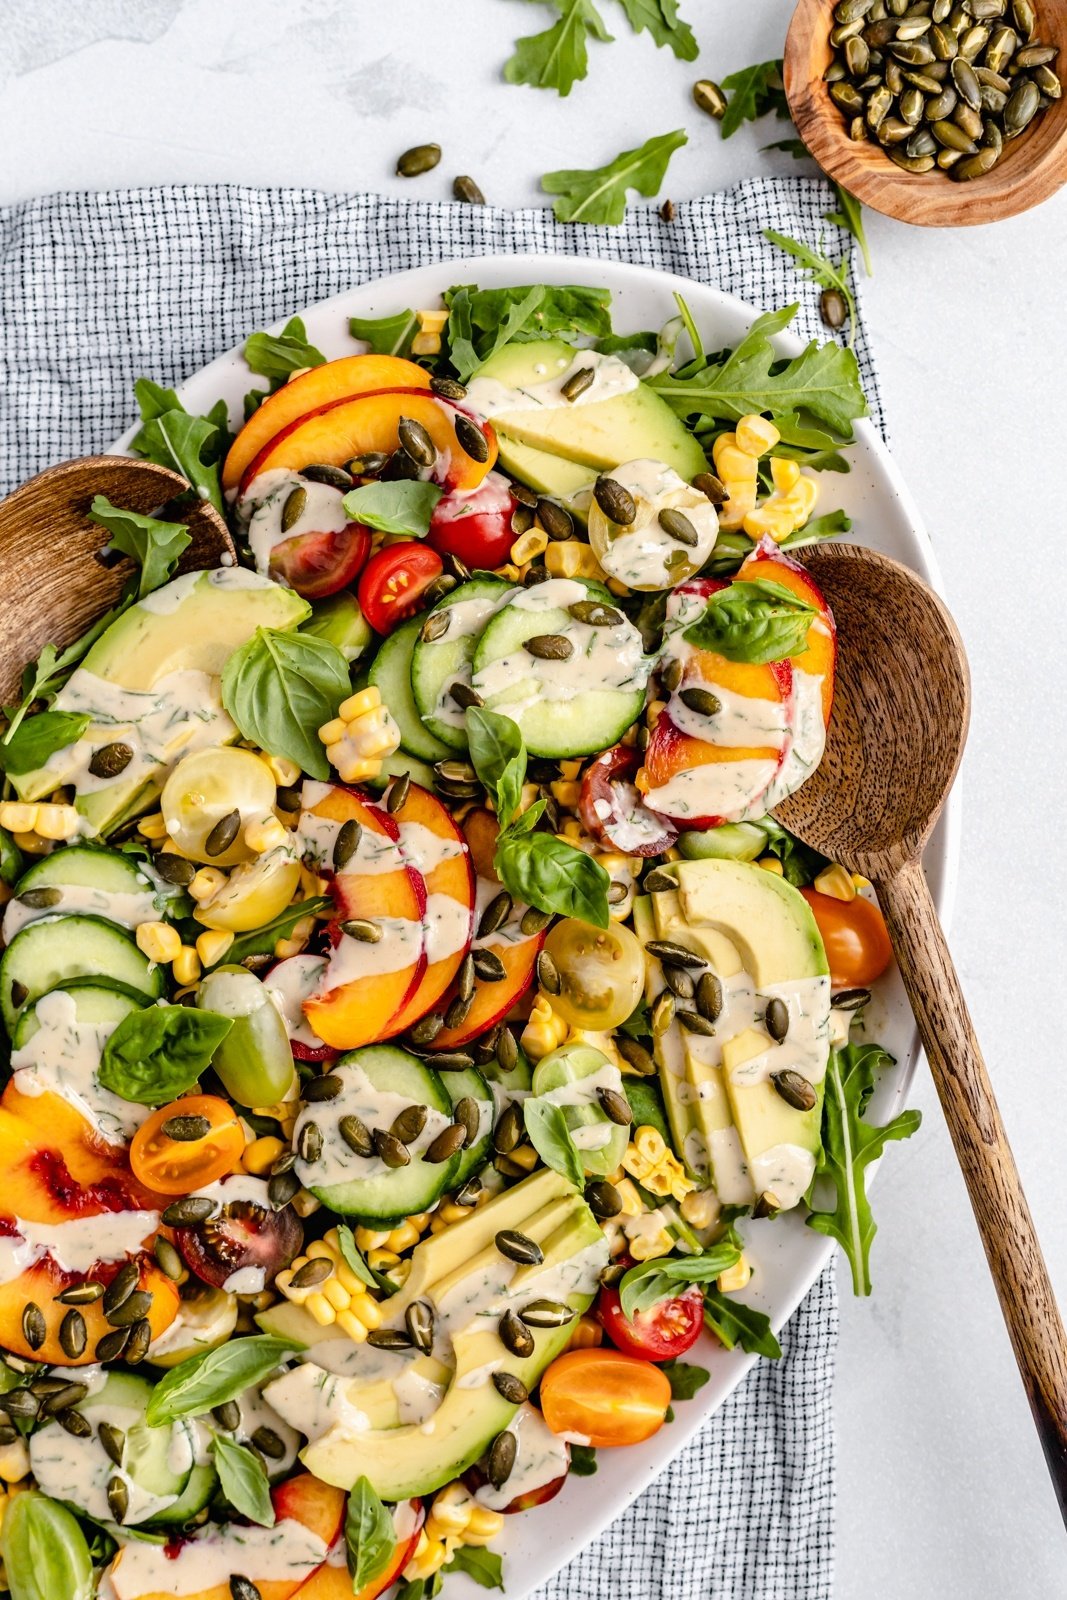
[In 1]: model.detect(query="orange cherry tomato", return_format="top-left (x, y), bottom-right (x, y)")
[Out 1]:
top-left (130, 1095), bottom-right (244, 1195)
top-left (539, 1348), bottom-right (672, 1447)
top-left (800, 887), bottom-right (893, 988)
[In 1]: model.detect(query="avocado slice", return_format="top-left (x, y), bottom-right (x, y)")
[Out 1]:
top-left (13, 569), bottom-right (309, 833)
top-left (641, 859), bottom-right (831, 1212)
top-left (492, 434), bottom-right (596, 514)
top-left (474, 337), bottom-right (707, 479)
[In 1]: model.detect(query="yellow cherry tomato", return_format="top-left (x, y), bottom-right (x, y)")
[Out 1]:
top-left (130, 1094), bottom-right (244, 1194)
top-left (543, 917), bottom-right (646, 1031)
top-left (196, 846), bottom-right (302, 932)
top-left (161, 748), bottom-right (277, 867)
top-left (540, 1349), bottom-right (672, 1446)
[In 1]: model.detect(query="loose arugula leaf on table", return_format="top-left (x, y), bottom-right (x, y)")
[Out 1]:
top-left (542, 129), bottom-right (687, 224)
top-left (616, 0), bottom-right (697, 59)
top-left (703, 1291), bottom-right (782, 1358)
top-left (444, 1548), bottom-right (505, 1591)
top-left (0, 710), bottom-right (90, 775)
top-left (349, 308), bottom-right (420, 358)
top-left (346, 1477), bottom-right (397, 1594)
top-left (222, 627), bottom-right (350, 782)
top-left (130, 379), bottom-right (228, 512)
top-left (719, 59), bottom-right (789, 139)
top-left (98, 1007), bottom-right (233, 1105)
top-left (342, 481), bottom-right (442, 537)
top-left (213, 898), bottom-right (329, 969)
top-left (87, 495), bottom-right (191, 599)
top-left (503, 0), bottom-right (613, 96)
top-left (619, 1238), bottom-right (743, 1320)
top-left (764, 228), bottom-right (857, 348)
top-left (683, 579), bottom-right (817, 665)
top-left (808, 1043), bottom-right (921, 1295)
top-left (523, 1099), bottom-right (586, 1190)
top-left (146, 1336), bottom-right (302, 1425)
top-left (213, 1436), bottom-right (275, 1527)
top-left (661, 1359), bottom-right (711, 1400)
top-left (244, 315), bottom-right (325, 389)
top-left (569, 1442), bottom-right (598, 1475)
top-left (826, 183), bottom-right (873, 278)
top-left (763, 136), bottom-right (812, 160)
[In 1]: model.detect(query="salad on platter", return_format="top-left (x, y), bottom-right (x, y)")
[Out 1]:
top-left (0, 278), bottom-right (918, 1600)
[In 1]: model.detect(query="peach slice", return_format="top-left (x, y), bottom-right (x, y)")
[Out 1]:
top-left (239, 390), bottom-right (497, 496)
top-left (292, 1499), bottom-right (425, 1600)
top-left (429, 882), bottom-right (544, 1052)
top-left (222, 354), bottom-right (432, 491)
top-left (388, 783), bottom-right (475, 1035)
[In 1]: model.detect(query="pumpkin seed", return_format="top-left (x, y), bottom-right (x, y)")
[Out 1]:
top-left (251, 1426), bottom-right (287, 1460)
top-left (0, 1390), bottom-right (39, 1420)
top-left (107, 1289), bottom-right (153, 1329)
top-left (678, 1008), bottom-right (717, 1037)
top-left (302, 463), bottom-right (354, 490)
top-left (493, 1103), bottom-right (523, 1155)
top-left (832, 986), bottom-right (872, 1010)
top-left (280, 487), bottom-right (307, 533)
top-left (585, 1179), bottom-right (624, 1220)
top-left (470, 950), bottom-right (507, 991)
top-left (56, 1279), bottom-right (106, 1305)
top-left (205, 808), bottom-right (241, 857)
top-left (1004, 75), bottom-right (1040, 130)
top-left (397, 143), bottom-right (441, 177)
top-left (346, 452), bottom-right (390, 477)
top-left (487, 1428), bottom-right (517, 1489)
top-left (902, 66), bottom-right (943, 90)
top-left (453, 174), bottom-right (486, 205)
top-left (1033, 62), bottom-right (1061, 95)
top-left (597, 1087), bottom-right (633, 1126)
top-left (289, 1258), bottom-right (332, 1291)
top-left (495, 1026), bottom-right (519, 1074)
top-left (367, 1327), bottom-right (414, 1351)
top-left (1014, 40), bottom-right (1057, 65)
top-left (492, 1371), bottom-right (529, 1406)
top-left (846, 33), bottom-right (872, 73)
top-left (692, 78), bottom-right (728, 117)
top-left (616, 1036), bottom-right (656, 1076)
top-left (421, 610), bottom-right (452, 645)
top-left (213, 1400), bottom-right (242, 1430)
top-left (951, 55), bottom-right (983, 105)
top-left (836, 0), bottom-right (875, 19)
top-left (772, 1070), bottom-right (818, 1112)
top-left (889, 37), bottom-right (936, 62)
top-left (107, 1474), bottom-right (129, 1524)
top-left (297, 1121), bottom-right (322, 1164)
top-left (425, 1122), bottom-right (467, 1164)
top-left (444, 990), bottom-right (473, 1030)
top-left (339, 1114), bottom-right (375, 1156)
top-left (54, 1407), bottom-right (91, 1438)
top-left (520, 906), bottom-right (553, 936)
top-left (678, 685), bottom-right (722, 717)
top-left (374, 1129), bottom-right (410, 1169)
top-left (958, 22), bottom-right (992, 57)
top-left (431, 1050), bottom-right (475, 1071)
top-left (817, 288), bottom-right (847, 330)
top-left (455, 413), bottom-right (490, 463)
top-left (570, 600), bottom-right (624, 629)
top-left (59, 1308), bottom-right (87, 1359)
top-left (499, 1309), bottom-right (535, 1357)
top-left (954, 100), bottom-right (985, 135)
top-left (693, 971), bottom-right (723, 1023)
top-left (691, 471), bottom-right (727, 505)
top-left (536, 499), bottom-right (574, 540)
top-left (405, 1300), bottom-right (435, 1355)
top-left (153, 852), bottom-right (197, 885)
top-left (833, 17), bottom-right (867, 42)
top-left (477, 890), bottom-right (513, 938)
top-left (925, 84), bottom-right (959, 116)
top-left (230, 1579), bottom-right (262, 1600)
top-left (939, 140), bottom-right (965, 164)
top-left (660, 197), bottom-right (676, 222)
top-left (304, 1074), bottom-right (344, 1103)
top-left (1012, 0), bottom-right (1036, 37)
top-left (15, 884), bottom-right (61, 910)
top-left (645, 939), bottom-right (706, 969)
top-left (932, 116), bottom-right (979, 149)
top-left (933, 0), bottom-right (952, 19)
top-left (536, 950), bottom-right (561, 995)
top-left (559, 366), bottom-right (596, 405)
top-left (889, 147), bottom-right (937, 168)
top-left (40, 1383), bottom-right (90, 1417)
top-left (95, 1327), bottom-right (132, 1362)
top-left (409, 1012), bottom-right (444, 1047)
top-left (21, 1302), bottom-right (45, 1351)
top-left (102, 1261), bottom-right (140, 1316)
top-left (897, 85), bottom-right (924, 122)
top-left (161, 1114), bottom-right (211, 1142)
top-left (333, 819), bottom-right (362, 869)
top-left (422, 575), bottom-right (457, 609)
top-left (453, 1097), bottom-right (481, 1146)
top-left (496, 1229), bottom-right (544, 1266)
top-left (395, 416), bottom-right (435, 470)
top-left (897, 16), bottom-right (933, 39)
top-left (392, 1104), bottom-right (428, 1145)
top-left (119, 1317), bottom-right (153, 1364)
top-left (930, 21), bottom-right (959, 56)
top-left (877, 114), bottom-right (914, 142)
top-left (593, 476), bottom-right (637, 525)
top-left (88, 741), bottom-right (133, 779)
top-left (267, 1169), bottom-right (300, 1207)
top-left (519, 1298), bottom-right (576, 1329)
top-left (651, 990), bottom-right (676, 1036)
top-left (99, 1422), bottom-right (125, 1466)
top-left (765, 996), bottom-right (790, 1041)
top-left (953, 141), bottom-right (1001, 173)
top-left (662, 963), bottom-right (694, 1001)
top-left (524, 632), bottom-right (573, 663)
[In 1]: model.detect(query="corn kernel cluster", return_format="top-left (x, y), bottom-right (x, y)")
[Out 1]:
top-left (354, 1211), bottom-right (433, 1256)
top-left (403, 1483), bottom-right (505, 1581)
top-left (520, 994), bottom-right (569, 1061)
top-left (622, 1125), bottom-right (695, 1204)
top-left (0, 800), bottom-right (80, 851)
top-left (318, 686), bottom-right (401, 784)
top-left (712, 413), bottom-right (820, 543)
top-left (411, 308), bottom-right (448, 358)
top-left (544, 540), bottom-right (608, 582)
top-left (275, 1229), bottom-right (383, 1341)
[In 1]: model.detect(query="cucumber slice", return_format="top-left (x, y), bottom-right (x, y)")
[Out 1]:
top-left (12, 982), bottom-right (145, 1050)
top-left (411, 579), bottom-right (513, 752)
top-left (443, 1065), bottom-right (494, 1189)
top-left (3, 844), bottom-right (167, 943)
top-left (365, 750), bottom-right (438, 794)
top-left (368, 614), bottom-right (452, 764)
top-left (471, 578), bottom-right (648, 759)
top-left (531, 1044), bottom-right (629, 1177)
top-left (0, 915), bottom-right (165, 1034)
top-left (294, 1044), bottom-right (460, 1223)
top-left (480, 1040), bottom-right (534, 1096)
top-left (148, 1460), bottom-right (218, 1526)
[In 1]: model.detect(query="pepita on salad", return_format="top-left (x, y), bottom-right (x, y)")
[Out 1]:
top-left (0, 276), bottom-right (912, 1600)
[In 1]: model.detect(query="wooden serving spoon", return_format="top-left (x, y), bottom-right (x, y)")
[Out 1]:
top-left (0, 456), bottom-right (235, 705)
top-left (776, 540), bottom-right (1067, 1523)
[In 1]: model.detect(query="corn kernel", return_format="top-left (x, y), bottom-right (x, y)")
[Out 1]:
top-left (0, 803), bottom-right (37, 834)
top-left (137, 811), bottom-right (168, 841)
top-left (465, 1505), bottom-right (505, 1543)
top-left (318, 717), bottom-right (348, 746)
top-left (173, 945), bottom-right (202, 986)
top-left (813, 862), bottom-right (857, 901)
top-left (777, 473), bottom-right (819, 526)
top-left (549, 779), bottom-right (580, 809)
top-left (770, 457), bottom-right (801, 493)
top-left (418, 309), bottom-right (449, 335)
top-left (411, 331), bottom-right (442, 357)
top-left (680, 1187), bottom-right (721, 1229)
top-left (646, 699), bottom-right (666, 731)
top-left (292, 1188), bottom-right (321, 1218)
top-left (340, 686), bottom-right (381, 722)
top-left (0, 1440), bottom-right (30, 1483)
top-left (629, 1227), bottom-right (674, 1261)
top-left (34, 804), bottom-right (80, 841)
top-left (712, 434), bottom-right (759, 484)
top-left (716, 480), bottom-right (759, 532)
top-left (266, 754), bottom-right (302, 787)
top-left (743, 504), bottom-right (796, 543)
top-left (243, 1135), bottom-right (285, 1176)
top-left (544, 540), bottom-right (605, 580)
top-left (244, 814), bottom-right (288, 854)
top-left (851, 873), bottom-right (870, 889)
top-left (196, 928), bottom-right (234, 967)
top-left (567, 1312), bottom-right (604, 1351)
top-left (189, 866), bottom-right (228, 904)
top-left (136, 921), bottom-right (182, 964)
top-left (735, 414), bottom-right (781, 457)
top-left (718, 1254), bottom-right (752, 1294)
top-left (757, 855), bottom-right (784, 876)
top-left (510, 528), bottom-right (549, 566)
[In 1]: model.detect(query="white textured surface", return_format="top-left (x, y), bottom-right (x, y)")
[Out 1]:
top-left (1, 1), bottom-right (1065, 1594)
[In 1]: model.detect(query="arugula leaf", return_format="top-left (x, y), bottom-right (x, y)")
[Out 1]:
top-left (542, 129), bottom-right (687, 224)
top-left (349, 309), bottom-right (420, 358)
top-left (616, 0), bottom-right (697, 59)
top-left (444, 283), bottom-right (613, 379)
top-left (342, 481), bottom-right (443, 537)
top-left (661, 1359), bottom-right (710, 1399)
top-left (496, 828), bottom-right (610, 928)
top-left (719, 59), bottom-right (789, 139)
top-left (808, 1043), bottom-right (921, 1295)
top-left (619, 1240), bottom-right (742, 1320)
top-left (446, 285), bottom-right (545, 382)
top-left (0, 711), bottom-right (89, 775)
top-left (346, 1477), bottom-right (397, 1594)
top-left (750, 815), bottom-right (827, 888)
top-left (87, 495), bottom-right (191, 599)
top-left (2, 600), bottom-right (133, 746)
top-left (221, 627), bottom-right (350, 782)
top-left (764, 228), bottom-right (857, 348)
top-left (683, 578), bottom-right (816, 665)
top-left (826, 183), bottom-right (873, 278)
top-left (146, 1336), bottom-right (302, 1425)
top-left (703, 1291), bottom-right (782, 1358)
top-left (444, 1548), bottom-right (505, 1590)
top-left (504, 0), bottom-right (613, 96)
top-left (763, 136), bottom-right (812, 160)
top-left (213, 1436), bottom-right (274, 1527)
top-left (523, 1098), bottom-right (585, 1190)
top-left (466, 708), bottom-right (526, 828)
top-left (335, 1223), bottom-right (400, 1299)
top-left (0, 829), bottom-right (24, 888)
top-left (130, 381), bottom-right (226, 512)
top-left (98, 1007), bottom-right (233, 1105)
top-left (568, 1442), bottom-right (598, 1475)
top-left (782, 510), bottom-right (853, 553)
top-left (217, 898), bottom-right (329, 969)
top-left (244, 316), bottom-right (325, 390)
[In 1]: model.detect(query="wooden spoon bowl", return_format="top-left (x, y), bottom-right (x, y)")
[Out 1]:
top-left (784, 0), bottom-right (1067, 225)
top-left (0, 456), bottom-right (234, 705)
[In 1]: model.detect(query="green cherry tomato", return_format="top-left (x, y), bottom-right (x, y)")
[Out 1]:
top-left (197, 965), bottom-right (296, 1108)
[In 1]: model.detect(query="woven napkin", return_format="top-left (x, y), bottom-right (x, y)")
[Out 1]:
top-left (0, 179), bottom-right (883, 1597)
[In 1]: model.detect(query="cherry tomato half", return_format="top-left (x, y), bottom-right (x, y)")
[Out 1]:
top-left (130, 1095), bottom-right (244, 1195)
top-left (598, 1281), bottom-right (703, 1363)
top-left (539, 1348), bottom-right (672, 1447)
top-left (579, 743), bottom-right (677, 858)
top-left (800, 887), bottom-right (893, 989)
top-left (358, 544), bottom-right (445, 635)
top-left (427, 471), bottom-right (516, 569)
top-left (269, 523), bottom-right (371, 600)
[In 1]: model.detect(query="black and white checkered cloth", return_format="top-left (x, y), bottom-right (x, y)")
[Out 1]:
top-left (0, 181), bottom-right (877, 1597)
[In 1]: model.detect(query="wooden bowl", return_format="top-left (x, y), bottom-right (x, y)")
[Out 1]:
top-left (784, 0), bottom-right (1067, 224)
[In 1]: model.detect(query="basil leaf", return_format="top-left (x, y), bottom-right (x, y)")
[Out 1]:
top-left (221, 627), bottom-right (350, 782)
top-left (661, 1359), bottom-right (710, 1400)
top-left (346, 1476), bottom-right (396, 1593)
top-left (349, 309), bottom-right (420, 358)
top-left (130, 381), bottom-right (226, 512)
top-left (682, 578), bottom-right (816, 665)
top-left (619, 1241), bottom-right (742, 1320)
top-left (98, 1006), bottom-right (232, 1105)
top-left (616, 0), bottom-right (697, 60)
top-left (702, 1291), bottom-right (781, 1359)
top-left (342, 481), bottom-right (443, 537)
top-left (495, 828), bottom-right (610, 929)
top-left (719, 59), bottom-right (789, 138)
top-left (0, 711), bottom-right (90, 775)
top-left (466, 708), bottom-right (526, 828)
top-left (335, 1223), bottom-right (398, 1298)
top-left (568, 1442), bottom-right (598, 1475)
top-left (503, 0), bottom-right (613, 96)
top-left (623, 1078), bottom-right (671, 1147)
top-left (0, 828), bottom-right (24, 888)
top-left (244, 316), bottom-right (325, 387)
top-left (394, 1577), bottom-right (444, 1600)
top-left (523, 1099), bottom-right (585, 1190)
top-left (444, 1547), bottom-right (505, 1591)
top-left (146, 1336), bottom-right (302, 1426)
top-left (213, 1435), bottom-right (275, 1527)
top-left (806, 1043), bottom-right (921, 1295)
top-left (87, 495), bottom-right (191, 599)
top-left (0, 1491), bottom-right (93, 1600)
top-left (218, 898), bottom-right (330, 970)
top-left (542, 129), bottom-right (687, 225)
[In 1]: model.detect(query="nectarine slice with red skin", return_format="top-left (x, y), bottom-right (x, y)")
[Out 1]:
top-left (292, 1499), bottom-right (425, 1600)
top-left (429, 897), bottom-right (544, 1051)
top-left (301, 786), bottom-right (428, 1050)
top-left (387, 783), bottom-right (475, 1035)
top-left (0, 1254), bottom-right (178, 1365)
top-left (239, 390), bottom-right (497, 497)
top-left (222, 354), bottom-right (432, 491)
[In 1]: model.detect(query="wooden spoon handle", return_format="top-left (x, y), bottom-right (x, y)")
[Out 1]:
top-left (876, 857), bottom-right (1067, 1522)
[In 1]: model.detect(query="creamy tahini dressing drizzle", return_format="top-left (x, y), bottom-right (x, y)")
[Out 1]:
top-left (238, 469), bottom-right (350, 575)
top-left (665, 679), bottom-right (791, 748)
top-left (292, 1062), bottom-right (451, 1188)
top-left (464, 349), bottom-right (639, 421)
top-left (0, 1207), bottom-right (160, 1283)
top-left (644, 759), bottom-right (781, 823)
top-left (137, 566), bottom-right (275, 616)
top-left (31, 1398), bottom-right (195, 1526)
top-left (263, 1361), bottom-right (372, 1444)
top-left (265, 953), bottom-right (329, 1049)
top-left (324, 917), bottom-right (423, 988)
top-left (105, 1518), bottom-right (329, 1598)
top-left (428, 592), bottom-right (513, 732)
top-left (10, 988), bottom-right (149, 1143)
top-left (473, 1402), bottom-right (570, 1511)
top-left (762, 669), bottom-right (827, 811)
top-left (594, 460), bottom-right (718, 591)
top-left (52, 668), bottom-right (235, 795)
top-left (3, 881), bottom-right (161, 942)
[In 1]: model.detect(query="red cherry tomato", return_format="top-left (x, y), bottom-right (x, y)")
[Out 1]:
top-left (268, 523), bottom-right (371, 600)
top-left (426, 471), bottom-right (516, 569)
top-left (598, 1281), bottom-right (704, 1362)
top-left (579, 743), bottom-right (678, 858)
top-left (175, 1191), bottom-right (303, 1289)
top-left (463, 1460), bottom-right (568, 1513)
top-left (357, 544), bottom-right (445, 634)
top-left (800, 887), bottom-right (893, 988)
